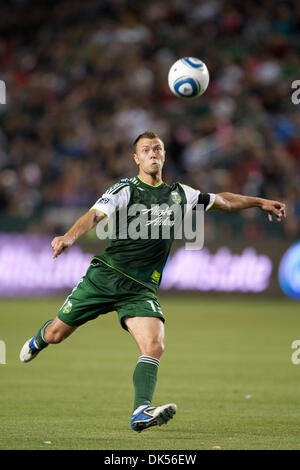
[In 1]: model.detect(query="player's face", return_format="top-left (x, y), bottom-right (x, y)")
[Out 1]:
top-left (133, 138), bottom-right (166, 175)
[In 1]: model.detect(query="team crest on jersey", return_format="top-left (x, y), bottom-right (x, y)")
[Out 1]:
top-left (151, 270), bottom-right (161, 283)
top-left (170, 191), bottom-right (181, 204)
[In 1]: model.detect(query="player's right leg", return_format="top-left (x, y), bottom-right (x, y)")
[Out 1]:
top-left (19, 263), bottom-right (115, 363)
top-left (19, 317), bottom-right (77, 363)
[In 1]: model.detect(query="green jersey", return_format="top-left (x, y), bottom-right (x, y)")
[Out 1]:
top-left (90, 176), bottom-right (215, 293)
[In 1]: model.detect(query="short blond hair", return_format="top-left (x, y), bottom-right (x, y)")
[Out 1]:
top-left (133, 131), bottom-right (161, 151)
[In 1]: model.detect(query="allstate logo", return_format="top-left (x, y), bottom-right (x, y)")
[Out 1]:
top-left (278, 241), bottom-right (300, 300)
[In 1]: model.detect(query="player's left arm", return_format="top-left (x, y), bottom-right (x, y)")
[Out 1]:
top-left (212, 192), bottom-right (286, 222)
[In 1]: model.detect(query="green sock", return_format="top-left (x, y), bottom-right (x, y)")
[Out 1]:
top-left (34, 320), bottom-right (53, 350)
top-left (133, 355), bottom-right (160, 411)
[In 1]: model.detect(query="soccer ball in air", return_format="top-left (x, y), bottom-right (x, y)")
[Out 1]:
top-left (168, 57), bottom-right (209, 99)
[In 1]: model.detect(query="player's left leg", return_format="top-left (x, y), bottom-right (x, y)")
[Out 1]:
top-left (125, 316), bottom-right (177, 432)
top-left (126, 316), bottom-right (164, 410)
top-left (126, 316), bottom-right (165, 360)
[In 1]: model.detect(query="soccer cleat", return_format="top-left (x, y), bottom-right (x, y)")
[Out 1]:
top-left (19, 336), bottom-right (41, 363)
top-left (130, 403), bottom-right (177, 433)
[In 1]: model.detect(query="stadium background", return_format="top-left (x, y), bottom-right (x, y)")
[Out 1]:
top-left (0, 0), bottom-right (300, 451)
top-left (0, 0), bottom-right (299, 299)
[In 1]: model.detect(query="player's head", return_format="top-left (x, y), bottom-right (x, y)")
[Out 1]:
top-left (133, 131), bottom-right (165, 177)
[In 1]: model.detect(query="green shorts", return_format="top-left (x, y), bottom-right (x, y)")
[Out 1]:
top-left (57, 260), bottom-right (164, 331)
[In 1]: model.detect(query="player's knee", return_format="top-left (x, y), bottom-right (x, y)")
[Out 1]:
top-left (51, 334), bottom-right (64, 344)
top-left (44, 329), bottom-right (65, 344)
top-left (144, 339), bottom-right (164, 359)
top-left (157, 342), bottom-right (165, 359)
top-left (44, 318), bottom-right (76, 344)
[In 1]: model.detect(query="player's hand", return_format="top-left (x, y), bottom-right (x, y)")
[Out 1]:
top-left (51, 236), bottom-right (73, 258)
top-left (260, 199), bottom-right (286, 222)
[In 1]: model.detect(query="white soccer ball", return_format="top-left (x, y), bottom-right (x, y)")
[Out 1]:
top-left (168, 57), bottom-right (209, 99)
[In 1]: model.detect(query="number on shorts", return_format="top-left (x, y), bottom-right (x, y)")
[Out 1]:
top-left (147, 300), bottom-right (156, 312)
top-left (147, 300), bottom-right (162, 314)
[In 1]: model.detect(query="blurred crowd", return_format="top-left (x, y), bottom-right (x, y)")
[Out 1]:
top-left (0, 0), bottom-right (299, 241)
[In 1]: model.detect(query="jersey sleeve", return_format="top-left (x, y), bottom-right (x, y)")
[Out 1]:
top-left (90, 182), bottom-right (130, 217)
top-left (179, 183), bottom-right (215, 211)
top-left (198, 192), bottom-right (216, 211)
top-left (179, 183), bottom-right (200, 208)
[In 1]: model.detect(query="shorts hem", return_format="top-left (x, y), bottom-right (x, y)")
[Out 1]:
top-left (120, 314), bottom-right (165, 332)
top-left (57, 313), bottom-right (86, 327)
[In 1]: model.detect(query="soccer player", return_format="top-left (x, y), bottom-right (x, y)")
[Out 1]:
top-left (20, 131), bottom-right (286, 433)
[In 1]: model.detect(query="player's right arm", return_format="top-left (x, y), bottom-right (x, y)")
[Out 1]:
top-left (51, 209), bottom-right (105, 259)
top-left (51, 180), bottom-right (131, 259)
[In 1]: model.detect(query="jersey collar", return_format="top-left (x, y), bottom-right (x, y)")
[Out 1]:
top-left (137, 176), bottom-right (164, 188)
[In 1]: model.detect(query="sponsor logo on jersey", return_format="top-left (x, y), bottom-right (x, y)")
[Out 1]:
top-left (96, 202), bottom-right (204, 249)
top-left (141, 205), bottom-right (176, 226)
top-left (96, 197), bottom-right (111, 204)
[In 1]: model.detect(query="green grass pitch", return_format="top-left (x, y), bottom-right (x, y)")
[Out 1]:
top-left (1, 295), bottom-right (300, 450)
